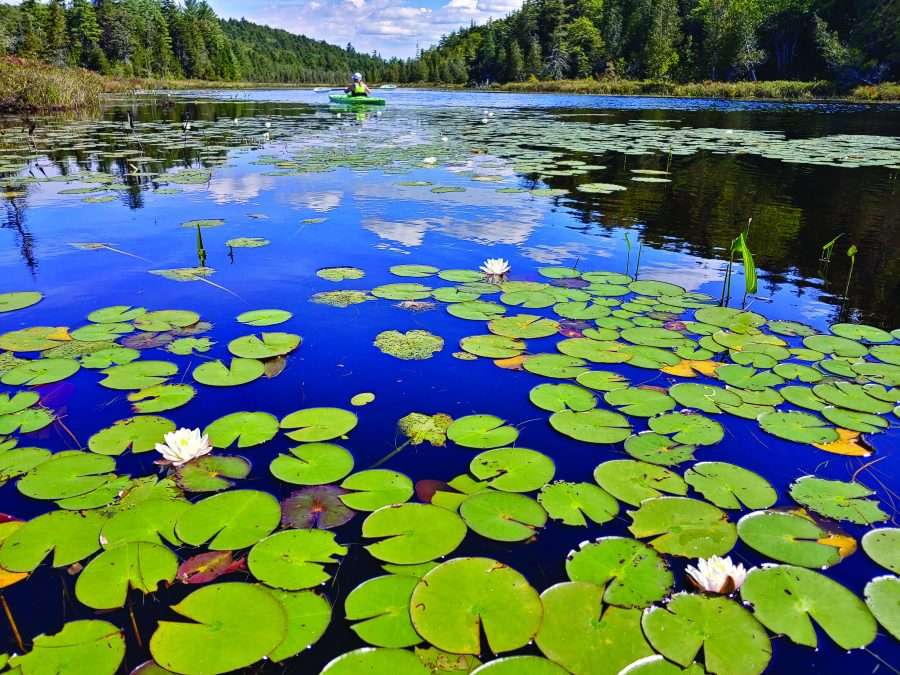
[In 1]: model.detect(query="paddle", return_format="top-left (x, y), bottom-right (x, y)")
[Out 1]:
top-left (313, 87), bottom-right (345, 92)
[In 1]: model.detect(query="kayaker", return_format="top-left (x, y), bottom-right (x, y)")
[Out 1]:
top-left (346, 73), bottom-right (371, 97)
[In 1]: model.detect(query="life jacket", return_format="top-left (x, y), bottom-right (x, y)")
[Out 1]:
top-left (351, 82), bottom-right (367, 96)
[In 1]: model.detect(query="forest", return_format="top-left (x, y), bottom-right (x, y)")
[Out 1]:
top-left (415, 0), bottom-right (900, 86)
top-left (0, 0), bottom-right (898, 87)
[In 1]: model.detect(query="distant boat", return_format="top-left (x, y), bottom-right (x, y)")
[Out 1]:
top-left (378, 84), bottom-right (398, 90)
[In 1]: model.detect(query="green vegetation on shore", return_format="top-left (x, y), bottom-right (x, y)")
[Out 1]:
top-left (0, 56), bottom-right (106, 110)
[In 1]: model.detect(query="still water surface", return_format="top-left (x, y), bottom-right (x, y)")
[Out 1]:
top-left (0, 88), bottom-right (898, 673)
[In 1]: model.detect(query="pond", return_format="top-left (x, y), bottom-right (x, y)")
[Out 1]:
top-left (0, 88), bottom-right (898, 675)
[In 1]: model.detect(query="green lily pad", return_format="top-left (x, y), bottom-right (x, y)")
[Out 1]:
top-left (128, 384), bottom-right (195, 413)
top-left (803, 334), bottom-right (867, 358)
top-left (469, 448), bottom-right (555, 492)
top-left (70, 322), bottom-right (133, 342)
top-left (642, 593), bottom-right (771, 675)
top-left (226, 237), bottom-right (269, 248)
top-left (398, 413), bottom-right (453, 446)
top-left (203, 411), bottom-right (278, 448)
top-left (237, 309), bottom-right (292, 326)
top-left (17, 451), bottom-right (117, 500)
top-left (192, 358), bottom-right (264, 387)
top-left (181, 218), bottom-right (224, 228)
top-left (460, 491), bottom-right (547, 541)
top-left (249, 529), bottom-right (347, 589)
top-left (1, 358), bottom-right (80, 386)
top-left (375, 330), bottom-right (444, 360)
top-left (345, 575), bottom-right (421, 647)
top-left (0, 391), bottom-right (39, 415)
top-left (554, 301), bottom-right (611, 320)
top-left (0, 509), bottom-right (104, 571)
top-left (605, 388), bottom-right (675, 417)
top-left (321, 648), bottom-right (429, 674)
top-left (628, 497), bottom-right (736, 558)
top-left (410, 557), bottom-right (542, 655)
top-left (559, 340), bottom-right (631, 364)
top-left (0, 446), bottom-right (51, 484)
top-left (460, 335), bottom-right (524, 359)
top-left (694, 307), bottom-right (766, 332)
top-left (0, 291), bottom-right (42, 313)
top-left (281, 407), bottom-right (358, 442)
top-left (821, 406), bottom-right (889, 433)
top-left (869, 344), bottom-right (900, 365)
top-left (550, 409), bottom-right (631, 444)
top-left (740, 565), bottom-right (877, 649)
top-left (88, 305), bottom-right (146, 323)
top-left (593, 460), bottom-right (687, 505)
top-left (149, 583), bottom-right (287, 674)
top-left (448, 301), bottom-right (507, 321)
top-left (229, 332), bottom-right (301, 359)
top-left (647, 413), bottom-right (723, 446)
top-left (176, 490), bottom-right (280, 550)
top-left (391, 264), bottom-right (439, 278)
top-left (772, 363), bottom-right (823, 383)
top-left (80, 346), bottom-right (141, 368)
top-left (88, 416), bottom-right (176, 455)
top-left (175, 455), bottom-right (251, 492)
top-left (575, 370), bottom-right (629, 391)
top-left (75, 541), bottom-right (177, 609)
top-left (488, 314), bottom-right (559, 339)
top-left (864, 576), bottom-right (900, 640)
top-left (624, 433), bottom-right (696, 466)
top-left (684, 462), bottom-right (776, 510)
top-left (100, 361), bottom-right (178, 390)
top-left (134, 310), bottom-right (200, 332)
top-left (0, 326), bottom-right (70, 352)
top-left (0, 406), bottom-right (53, 434)
top-left (500, 289), bottom-right (557, 309)
top-left (812, 381), bottom-right (894, 413)
top-left (536, 581), bottom-right (652, 675)
top-left (270, 442), bottom-right (354, 485)
top-left (523, 354), bottom-right (588, 378)
top-left (669, 383), bottom-right (741, 414)
top-left (372, 283), bottom-right (433, 300)
top-left (758, 411), bottom-right (838, 444)
top-left (470, 656), bottom-right (566, 674)
top-left (788, 476), bottom-right (887, 524)
top-left (439, 269), bottom-right (484, 283)
top-left (447, 415), bottom-right (518, 449)
top-left (166, 337), bottom-right (214, 355)
top-left (9, 620), bottom-right (125, 675)
top-left (861, 528), bottom-right (900, 573)
top-left (537, 481), bottom-right (618, 526)
top-left (715, 365), bottom-right (784, 390)
top-left (340, 470), bottom-right (414, 511)
top-left (566, 537), bottom-right (672, 608)
top-left (736, 510), bottom-right (842, 568)
top-left (268, 590), bottom-right (331, 661)
top-left (433, 287), bottom-right (481, 303)
top-left (363, 503), bottom-right (466, 563)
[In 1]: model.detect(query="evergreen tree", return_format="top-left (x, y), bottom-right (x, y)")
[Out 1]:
top-left (68, 0), bottom-right (102, 68)
top-left (43, 0), bottom-right (68, 64)
top-left (18, 0), bottom-right (45, 59)
top-left (525, 35), bottom-right (542, 77)
top-left (507, 40), bottom-right (525, 81)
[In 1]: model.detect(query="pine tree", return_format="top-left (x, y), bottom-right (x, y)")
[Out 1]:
top-left (525, 35), bottom-right (542, 77)
top-left (18, 0), bottom-right (45, 59)
top-left (43, 0), bottom-right (69, 65)
top-left (69, 0), bottom-right (102, 67)
top-left (507, 40), bottom-right (525, 81)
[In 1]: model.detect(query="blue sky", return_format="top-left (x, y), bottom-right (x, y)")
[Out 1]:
top-left (210, 0), bottom-right (522, 57)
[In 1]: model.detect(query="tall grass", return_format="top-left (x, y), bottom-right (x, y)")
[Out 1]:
top-left (498, 78), bottom-right (900, 101)
top-left (0, 57), bottom-right (107, 111)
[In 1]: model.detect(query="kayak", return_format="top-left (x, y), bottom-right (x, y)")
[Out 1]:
top-left (328, 94), bottom-right (386, 106)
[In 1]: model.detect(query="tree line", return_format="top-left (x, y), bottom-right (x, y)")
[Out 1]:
top-left (413, 0), bottom-right (900, 85)
top-left (0, 0), bottom-right (419, 83)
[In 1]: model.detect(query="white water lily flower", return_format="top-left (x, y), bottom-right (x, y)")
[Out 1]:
top-left (686, 555), bottom-right (748, 594)
top-left (155, 428), bottom-right (212, 466)
top-left (423, 156), bottom-right (437, 164)
top-left (480, 258), bottom-right (511, 278)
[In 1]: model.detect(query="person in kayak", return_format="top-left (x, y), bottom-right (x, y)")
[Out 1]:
top-left (346, 72), bottom-right (371, 97)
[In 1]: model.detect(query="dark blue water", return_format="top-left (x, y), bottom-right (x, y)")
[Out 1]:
top-left (0, 89), bottom-right (898, 673)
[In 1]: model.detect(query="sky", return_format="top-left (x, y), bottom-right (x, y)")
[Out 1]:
top-left (210, 0), bottom-right (522, 58)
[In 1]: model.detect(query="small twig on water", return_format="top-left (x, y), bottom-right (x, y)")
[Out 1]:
top-left (0, 593), bottom-right (24, 653)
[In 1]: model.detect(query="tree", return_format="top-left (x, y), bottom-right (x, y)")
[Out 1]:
top-left (43, 0), bottom-right (68, 65)
top-left (18, 0), bottom-right (45, 59)
top-left (566, 16), bottom-right (603, 76)
top-left (525, 35), bottom-right (542, 77)
top-left (507, 40), bottom-right (525, 81)
top-left (68, 0), bottom-right (102, 67)
top-left (641, 0), bottom-right (682, 79)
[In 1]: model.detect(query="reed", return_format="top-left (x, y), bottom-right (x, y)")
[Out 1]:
top-left (0, 57), bottom-right (105, 111)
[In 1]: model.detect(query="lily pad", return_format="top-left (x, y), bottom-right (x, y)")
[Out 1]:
top-left (364, 503), bottom-right (466, 563)
top-left (236, 309), bottom-right (292, 326)
top-left (345, 574), bottom-right (421, 647)
top-left (788, 476), bottom-right (887, 524)
top-left (410, 557), bottom-right (542, 655)
top-left (448, 301), bottom-right (507, 321)
top-left (628, 497), bottom-right (736, 557)
top-left (134, 310), bottom-right (200, 332)
top-left (75, 541), bottom-right (177, 609)
top-left (281, 407), bottom-right (358, 442)
top-left (523, 353), bottom-right (588, 378)
top-left (281, 486), bottom-right (356, 529)
top-left (9, 620), bottom-right (125, 675)
top-left (624, 433), bottom-right (696, 466)
top-left (271, 442), bottom-right (354, 485)
top-left (88, 305), bottom-right (146, 323)
top-left (340, 470), bottom-right (414, 511)
top-left (642, 593), bottom-right (771, 675)
top-left (460, 335), bottom-right (524, 359)
top-left (88, 416), bottom-right (175, 455)
top-left (864, 576), bottom-right (900, 640)
top-left (17, 451), bottom-right (117, 500)
top-left (176, 455), bottom-right (251, 492)
top-left (149, 582), bottom-right (287, 674)
top-left (460, 491), bottom-right (546, 541)
top-left (391, 264), bottom-right (439, 278)
top-left (537, 481), bottom-right (618, 526)
top-left (229, 333), bottom-right (300, 359)
top-left (594, 460), bottom-right (687, 506)
top-left (0, 509), bottom-right (104, 571)
top-left (248, 529), bottom-right (347, 589)
top-left (100, 361), bottom-right (178, 390)
top-left (204, 411), bottom-right (279, 449)
top-left (550, 409), bottom-right (631, 444)
top-left (740, 565), bottom-right (877, 649)
top-left (469, 448), bottom-right (555, 492)
top-left (321, 648), bottom-right (429, 674)
top-left (668, 383), bottom-right (741, 414)
top-left (375, 330), bottom-right (444, 360)
top-left (398, 413), bottom-right (453, 446)
top-left (0, 291), bottom-right (42, 313)
top-left (128, 384), bottom-right (195, 413)
top-left (192, 358), bottom-right (264, 387)
top-left (861, 528), bottom-right (900, 573)
top-left (0, 326), bottom-right (70, 352)
top-left (176, 490), bottom-right (280, 550)
top-left (605, 388), bottom-right (675, 417)
top-left (447, 415), bottom-right (519, 449)
top-left (372, 283), bottom-right (433, 300)
top-left (536, 581), bottom-right (652, 675)
top-left (684, 462), bottom-right (776, 510)
top-left (758, 411), bottom-right (838, 444)
top-left (647, 413), bottom-right (723, 446)
top-left (565, 537), bottom-right (672, 608)
top-left (737, 510), bottom-right (843, 568)
top-left (488, 314), bottom-right (559, 339)
top-left (166, 337), bottom-right (214, 355)
top-left (1, 358), bottom-right (80, 386)
top-left (803, 334), bottom-right (868, 358)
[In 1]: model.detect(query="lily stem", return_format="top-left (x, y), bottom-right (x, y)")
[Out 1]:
top-left (0, 592), bottom-right (24, 653)
top-left (371, 439), bottom-right (412, 469)
top-left (128, 598), bottom-right (143, 648)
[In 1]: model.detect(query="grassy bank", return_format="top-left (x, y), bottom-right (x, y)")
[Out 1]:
top-left (498, 78), bottom-right (900, 102)
top-left (0, 57), bottom-right (108, 111)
